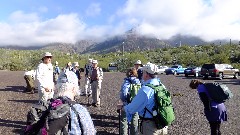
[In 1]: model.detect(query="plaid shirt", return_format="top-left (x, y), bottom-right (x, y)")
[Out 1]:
top-left (69, 104), bottom-right (96, 135)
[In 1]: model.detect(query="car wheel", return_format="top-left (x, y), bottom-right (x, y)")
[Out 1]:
top-left (203, 75), bottom-right (208, 80)
top-left (234, 72), bottom-right (239, 79)
top-left (185, 74), bottom-right (188, 77)
top-left (219, 73), bottom-right (223, 80)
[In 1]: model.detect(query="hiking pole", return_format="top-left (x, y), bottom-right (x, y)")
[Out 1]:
top-left (117, 108), bottom-right (121, 135)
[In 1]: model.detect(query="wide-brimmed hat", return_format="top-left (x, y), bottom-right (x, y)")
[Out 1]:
top-left (88, 59), bottom-right (93, 63)
top-left (73, 62), bottom-right (79, 67)
top-left (42, 52), bottom-right (52, 59)
top-left (134, 60), bottom-right (142, 66)
top-left (92, 60), bottom-right (98, 64)
top-left (142, 63), bottom-right (158, 74)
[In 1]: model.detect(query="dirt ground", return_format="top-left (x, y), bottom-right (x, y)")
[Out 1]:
top-left (0, 71), bottom-right (239, 135)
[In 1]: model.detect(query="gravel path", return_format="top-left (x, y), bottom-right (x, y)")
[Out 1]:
top-left (0, 71), bottom-right (239, 135)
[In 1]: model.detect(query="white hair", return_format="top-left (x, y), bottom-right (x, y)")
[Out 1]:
top-left (54, 82), bottom-right (79, 99)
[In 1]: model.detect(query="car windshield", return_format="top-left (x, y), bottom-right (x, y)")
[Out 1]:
top-left (171, 66), bottom-right (179, 68)
top-left (186, 68), bottom-right (193, 70)
top-left (202, 64), bottom-right (214, 69)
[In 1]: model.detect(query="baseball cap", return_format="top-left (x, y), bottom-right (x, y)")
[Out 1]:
top-left (142, 63), bottom-right (159, 74)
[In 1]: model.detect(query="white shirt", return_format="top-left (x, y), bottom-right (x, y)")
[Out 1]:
top-left (36, 63), bottom-right (54, 89)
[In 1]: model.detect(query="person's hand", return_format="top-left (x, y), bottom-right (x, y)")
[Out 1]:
top-left (45, 87), bottom-right (50, 92)
top-left (117, 104), bottom-right (123, 110)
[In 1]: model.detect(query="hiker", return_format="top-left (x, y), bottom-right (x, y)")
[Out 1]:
top-left (89, 60), bottom-right (103, 107)
top-left (36, 52), bottom-right (54, 102)
top-left (189, 79), bottom-right (227, 135)
top-left (117, 63), bottom-right (168, 135)
top-left (119, 67), bottom-right (141, 135)
top-left (72, 62), bottom-right (81, 92)
top-left (25, 71), bottom-right (96, 135)
top-left (24, 69), bottom-right (36, 94)
top-left (84, 59), bottom-right (93, 95)
top-left (64, 62), bottom-right (72, 72)
top-left (53, 61), bottom-right (60, 85)
top-left (134, 60), bottom-right (143, 82)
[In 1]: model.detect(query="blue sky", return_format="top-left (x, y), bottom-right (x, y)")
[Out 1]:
top-left (0, 0), bottom-right (240, 46)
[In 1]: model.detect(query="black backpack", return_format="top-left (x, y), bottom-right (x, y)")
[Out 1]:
top-left (204, 82), bottom-right (233, 103)
top-left (24, 97), bottom-right (81, 135)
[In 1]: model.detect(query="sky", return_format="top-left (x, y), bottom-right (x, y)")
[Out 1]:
top-left (0, 0), bottom-right (240, 46)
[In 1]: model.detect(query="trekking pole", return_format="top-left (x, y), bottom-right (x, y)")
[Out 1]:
top-left (117, 108), bottom-right (121, 135)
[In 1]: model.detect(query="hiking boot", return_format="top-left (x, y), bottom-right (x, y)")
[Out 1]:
top-left (26, 91), bottom-right (34, 94)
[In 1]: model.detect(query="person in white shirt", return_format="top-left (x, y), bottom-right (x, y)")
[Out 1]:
top-left (24, 70), bottom-right (36, 94)
top-left (36, 52), bottom-right (54, 102)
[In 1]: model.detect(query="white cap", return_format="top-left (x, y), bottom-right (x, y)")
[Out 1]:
top-left (92, 60), bottom-right (98, 64)
top-left (88, 59), bottom-right (93, 63)
top-left (142, 63), bottom-right (159, 74)
top-left (134, 60), bottom-right (142, 65)
top-left (42, 52), bottom-right (52, 58)
top-left (73, 62), bottom-right (79, 67)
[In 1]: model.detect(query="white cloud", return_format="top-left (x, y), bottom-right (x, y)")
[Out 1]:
top-left (85, 3), bottom-right (101, 17)
top-left (1, 0), bottom-right (240, 46)
top-left (119, 0), bottom-right (240, 41)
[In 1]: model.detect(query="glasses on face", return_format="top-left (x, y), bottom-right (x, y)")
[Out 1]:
top-left (46, 56), bottom-right (52, 59)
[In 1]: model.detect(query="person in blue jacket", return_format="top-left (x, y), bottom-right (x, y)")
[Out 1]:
top-left (119, 67), bottom-right (141, 135)
top-left (118, 63), bottom-right (168, 135)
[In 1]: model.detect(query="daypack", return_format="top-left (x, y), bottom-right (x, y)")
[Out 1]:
top-left (24, 97), bottom-right (80, 135)
top-left (204, 82), bottom-right (233, 103)
top-left (126, 78), bottom-right (141, 103)
top-left (145, 83), bottom-right (175, 129)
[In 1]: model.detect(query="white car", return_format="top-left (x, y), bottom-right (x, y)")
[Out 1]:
top-left (158, 66), bottom-right (169, 74)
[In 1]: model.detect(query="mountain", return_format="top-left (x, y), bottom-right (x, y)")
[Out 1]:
top-left (83, 28), bottom-right (168, 54)
top-left (163, 34), bottom-right (207, 47)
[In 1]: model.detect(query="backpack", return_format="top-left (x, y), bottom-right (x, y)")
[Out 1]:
top-left (144, 83), bottom-right (175, 129)
top-left (126, 78), bottom-right (141, 103)
top-left (24, 97), bottom-right (80, 135)
top-left (204, 82), bottom-right (233, 103)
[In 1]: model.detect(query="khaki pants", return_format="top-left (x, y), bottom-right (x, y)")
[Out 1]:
top-left (120, 110), bottom-right (139, 135)
top-left (38, 87), bottom-right (54, 102)
top-left (24, 75), bottom-right (34, 92)
top-left (91, 80), bottom-right (101, 105)
top-left (139, 120), bottom-right (168, 135)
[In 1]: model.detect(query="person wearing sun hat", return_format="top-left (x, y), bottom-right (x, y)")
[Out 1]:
top-left (89, 60), bottom-right (103, 107)
top-left (36, 52), bottom-right (54, 102)
top-left (84, 59), bottom-right (93, 95)
top-left (117, 63), bottom-right (168, 135)
top-left (134, 60), bottom-right (143, 83)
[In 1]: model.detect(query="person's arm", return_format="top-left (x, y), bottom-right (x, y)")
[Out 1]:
top-left (124, 89), bottom-right (148, 122)
top-left (198, 92), bottom-right (211, 111)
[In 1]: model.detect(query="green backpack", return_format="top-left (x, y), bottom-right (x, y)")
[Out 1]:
top-left (145, 83), bottom-right (175, 129)
top-left (126, 78), bottom-right (141, 103)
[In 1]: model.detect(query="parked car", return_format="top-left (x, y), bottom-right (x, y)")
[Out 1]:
top-left (201, 63), bottom-right (239, 80)
top-left (165, 65), bottom-right (186, 75)
top-left (158, 66), bottom-right (169, 74)
top-left (184, 67), bottom-right (201, 77)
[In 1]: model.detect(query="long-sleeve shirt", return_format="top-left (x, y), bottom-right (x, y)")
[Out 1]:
top-left (120, 77), bottom-right (141, 104)
top-left (36, 63), bottom-right (54, 89)
top-left (124, 78), bottom-right (160, 122)
top-left (69, 104), bottom-right (96, 135)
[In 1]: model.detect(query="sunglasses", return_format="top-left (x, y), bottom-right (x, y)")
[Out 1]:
top-left (46, 56), bottom-right (52, 59)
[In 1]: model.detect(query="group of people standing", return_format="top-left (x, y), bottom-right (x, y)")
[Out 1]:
top-left (23, 52), bottom-right (227, 135)
top-left (24, 52), bottom-right (103, 108)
